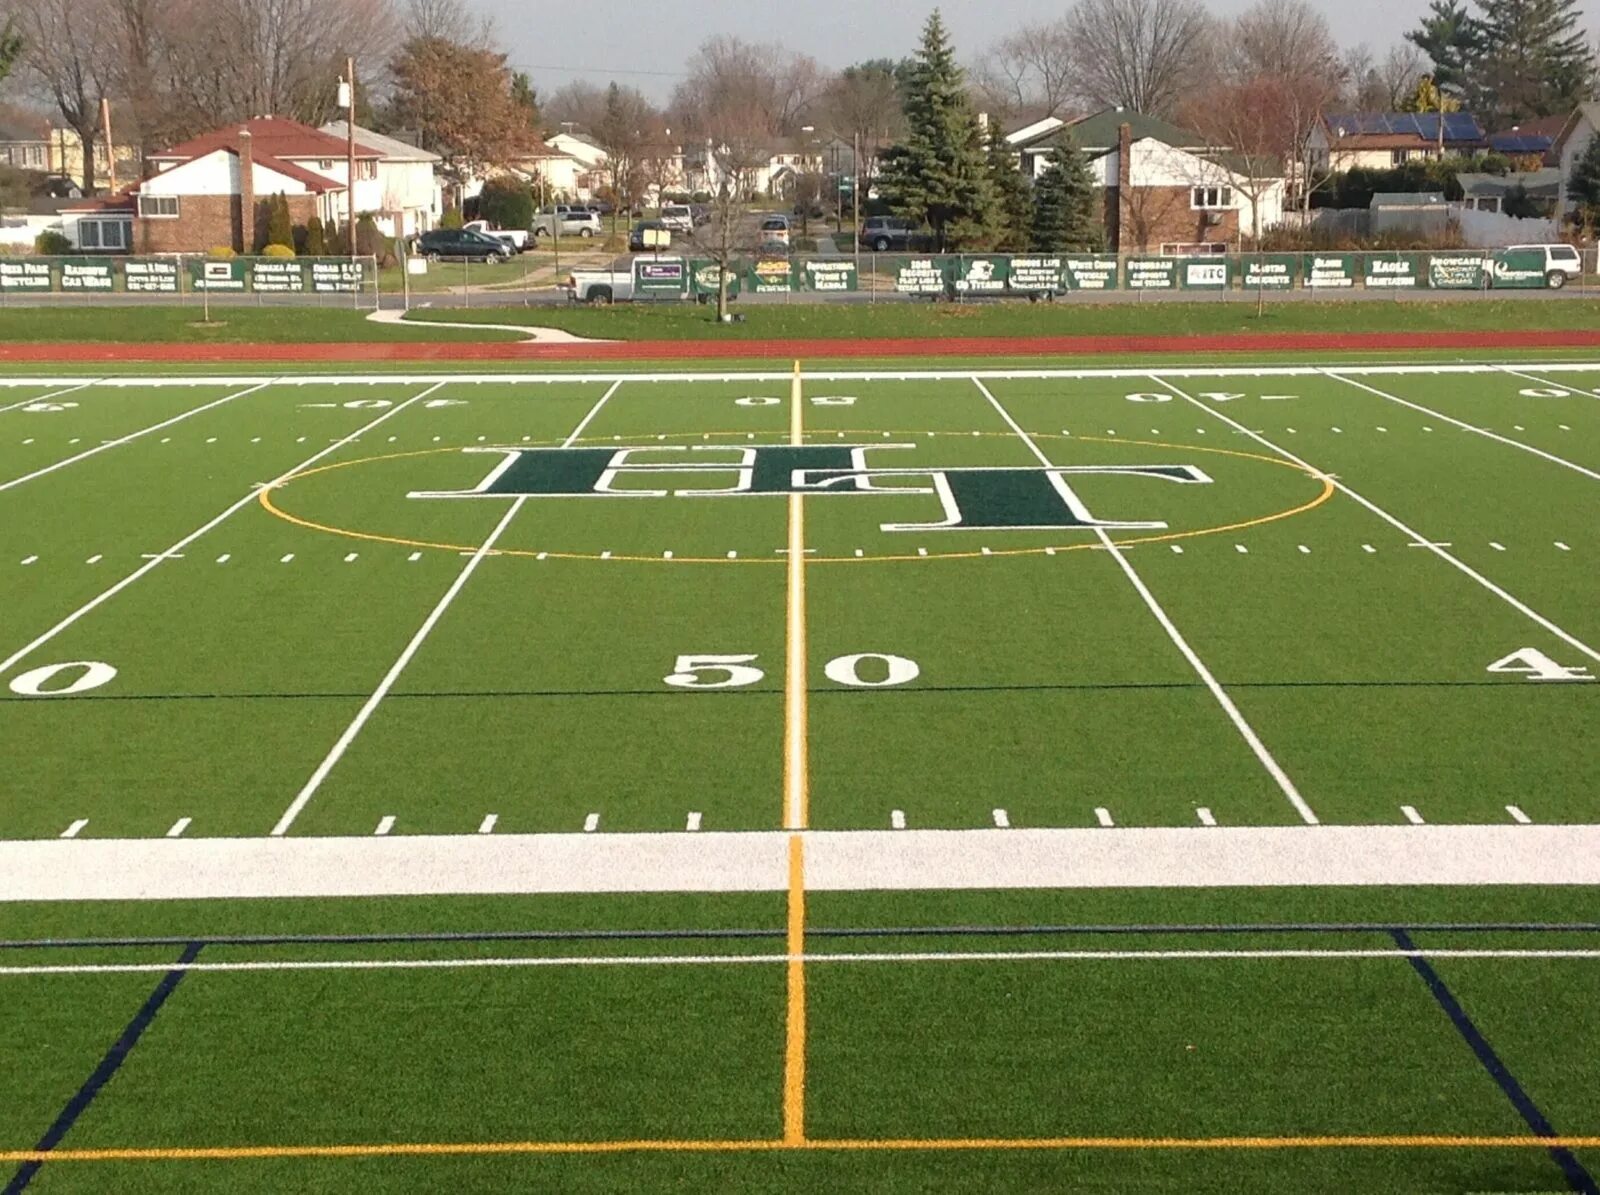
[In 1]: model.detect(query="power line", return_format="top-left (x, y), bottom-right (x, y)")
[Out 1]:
top-left (510, 61), bottom-right (691, 80)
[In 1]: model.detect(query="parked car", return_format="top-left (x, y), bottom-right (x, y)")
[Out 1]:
top-left (759, 215), bottom-right (791, 244)
top-left (858, 215), bottom-right (918, 252)
top-left (690, 203), bottom-right (712, 227)
top-left (531, 206), bottom-right (602, 239)
top-left (1501, 243), bottom-right (1582, 288)
top-left (659, 203), bottom-right (694, 233)
top-left (414, 228), bottom-right (512, 263)
top-left (629, 220), bottom-right (671, 252)
top-left (461, 220), bottom-right (528, 253)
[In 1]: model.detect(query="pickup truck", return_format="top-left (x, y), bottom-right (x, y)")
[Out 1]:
top-left (462, 220), bottom-right (528, 253)
top-left (532, 206), bottom-right (602, 239)
top-left (565, 256), bottom-right (740, 305)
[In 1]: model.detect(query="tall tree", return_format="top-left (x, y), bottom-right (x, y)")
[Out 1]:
top-left (1062, 0), bottom-right (1214, 118)
top-left (974, 21), bottom-right (1076, 120)
top-left (878, 10), bottom-right (995, 250)
top-left (1030, 141), bottom-right (1100, 250)
top-left (671, 35), bottom-right (823, 141)
top-left (985, 123), bottom-right (1032, 251)
top-left (1469, 0), bottom-right (1593, 122)
top-left (593, 82), bottom-right (655, 231)
top-left (8, 0), bottom-right (115, 192)
top-left (1566, 132), bottom-right (1600, 225)
top-left (1406, 0), bottom-right (1478, 96)
top-left (388, 35), bottom-right (538, 184)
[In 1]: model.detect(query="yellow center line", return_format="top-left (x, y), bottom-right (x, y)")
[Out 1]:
top-left (7, 1135), bottom-right (1599, 1165)
top-left (782, 359), bottom-right (810, 1146)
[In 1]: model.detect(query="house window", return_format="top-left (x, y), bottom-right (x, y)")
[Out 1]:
top-left (358, 159), bottom-right (376, 180)
top-left (1391, 149), bottom-right (1412, 166)
top-left (79, 221), bottom-right (99, 249)
top-left (1161, 241), bottom-right (1228, 256)
top-left (138, 195), bottom-right (179, 218)
top-left (1191, 186), bottom-right (1232, 210)
top-left (25, 144), bottom-right (42, 167)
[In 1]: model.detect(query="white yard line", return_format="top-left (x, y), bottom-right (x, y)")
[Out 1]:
top-left (0, 381), bottom-right (273, 493)
top-left (974, 377), bottom-right (1318, 826)
top-left (785, 364), bottom-right (808, 831)
top-left (0, 383), bottom-right (447, 680)
top-left (0, 379), bottom-right (103, 416)
top-left (268, 380), bottom-right (621, 837)
top-left (1155, 374), bottom-right (1600, 667)
top-left (4, 945), bottom-right (1600, 980)
top-left (1496, 364), bottom-right (1600, 401)
top-left (1325, 371), bottom-right (1600, 482)
top-left (9, 825), bottom-right (1600, 900)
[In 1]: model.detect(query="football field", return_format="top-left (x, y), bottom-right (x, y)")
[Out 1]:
top-left (2, 360), bottom-right (1599, 1192)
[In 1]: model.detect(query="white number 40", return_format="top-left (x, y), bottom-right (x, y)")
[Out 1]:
top-left (1487, 648), bottom-right (1594, 683)
top-left (665, 651), bottom-right (920, 689)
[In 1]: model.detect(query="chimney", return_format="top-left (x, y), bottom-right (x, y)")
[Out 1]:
top-left (1114, 121), bottom-right (1133, 252)
top-left (238, 127), bottom-right (255, 253)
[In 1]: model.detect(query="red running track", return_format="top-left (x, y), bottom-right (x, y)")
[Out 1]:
top-left (3, 329), bottom-right (1600, 363)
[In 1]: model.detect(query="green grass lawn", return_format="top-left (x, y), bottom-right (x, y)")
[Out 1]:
top-left (405, 296), bottom-right (1600, 341)
top-left (0, 307), bottom-right (517, 343)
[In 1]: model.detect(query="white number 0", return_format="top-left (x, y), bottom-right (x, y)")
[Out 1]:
top-left (8, 660), bottom-right (118, 696)
top-left (664, 654), bottom-right (765, 689)
top-left (824, 653), bottom-right (920, 688)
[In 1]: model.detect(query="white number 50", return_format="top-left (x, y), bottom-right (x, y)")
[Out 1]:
top-left (664, 653), bottom-right (765, 689)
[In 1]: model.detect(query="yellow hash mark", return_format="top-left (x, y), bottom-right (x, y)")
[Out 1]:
top-left (255, 433), bottom-right (1335, 565)
top-left (7, 1135), bottom-right (1600, 1164)
top-left (783, 835), bottom-right (808, 1145)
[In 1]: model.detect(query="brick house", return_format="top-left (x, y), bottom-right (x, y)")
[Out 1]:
top-left (1006, 109), bottom-right (1286, 253)
top-left (131, 116), bottom-right (385, 253)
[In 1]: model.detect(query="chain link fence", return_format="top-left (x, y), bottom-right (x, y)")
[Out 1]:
top-left (0, 255), bottom-right (379, 309)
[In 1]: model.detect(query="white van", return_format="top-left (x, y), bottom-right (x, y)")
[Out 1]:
top-left (659, 204), bottom-right (694, 233)
top-left (1503, 244), bottom-right (1582, 288)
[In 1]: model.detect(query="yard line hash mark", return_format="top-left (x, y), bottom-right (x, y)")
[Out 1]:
top-left (0, 383), bottom-right (449, 683)
top-left (1507, 806), bottom-right (1532, 825)
top-left (268, 382), bottom-right (619, 837)
top-left (978, 377), bottom-right (1318, 826)
top-left (583, 813), bottom-right (599, 833)
top-left (59, 820), bottom-right (87, 840)
top-left (478, 815), bottom-right (498, 835)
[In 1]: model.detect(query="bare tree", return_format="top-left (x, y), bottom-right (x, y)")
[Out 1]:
top-left (543, 80), bottom-right (608, 133)
top-left (1226, 0), bottom-right (1342, 82)
top-left (8, 0), bottom-right (117, 191)
top-left (818, 60), bottom-right (902, 195)
top-left (592, 82), bottom-right (658, 233)
top-left (1375, 42), bottom-right (1426, 109)
top-left (1062, 0), bottom-right (1215, 119)
top-left (974, 22), bottom-right (1077, 120)
top-left (401, 0), bottom-right (488, 46)
top-left (672, 35), bottom-right (824, 141)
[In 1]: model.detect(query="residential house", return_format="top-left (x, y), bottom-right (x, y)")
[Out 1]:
top-left (1005, 108), bottom-right (1286, 253)
top-left (1487, 115), bottom-right (1565, 170)
top-left (319, 120), bottom-right (441, 237)
top-left (134, 116), bottom-right (385, 252)
top-left (57, 195), bottom-right (136, 252)
top-left (0, 112), bottom-right (50, 173)
top-left (1457, 168), bottom-right (1559, 215)
top-left (518, 147), bottom-right (586, 202)
top-left (686, 139), bottom-right (823, 200)
top-left (545, 131), bottom-right (609, 198)
top-left (1307, 113), bottom-right (1488, 173)
top-left (1550, 103), bottom-right (1600, 216)
top-left (47, 125), bottom-right (141, 192)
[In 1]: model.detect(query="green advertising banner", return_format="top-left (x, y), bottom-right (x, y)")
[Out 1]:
top-left (1180, 258), bottom-right (1231, 289)
top-left (307, 259), bottom-right (367, 293)
top-left (801, 259), bottom-right (857, 292)
top-left (1427, 252), bottom-right (1489, 289)
top-left (688, 260), bottom-right (741, 299)
top-left (250, 259), bottom-right (307, 293)
top-left (1241, 255), bottom-right (1297, 289)
top-left (894, 257), bottom-right (949, 295)
top-left (58, 258), bottom-right (115, 292)
top-left (1061, 255), bottom-right (1119, 290)
top-left (0, 260), bottom-right (52, 291)
top-left (634, 258), bottom-right (687, 297)
top-left (1488, 248), bottom-right (1549, 289)
top-left (949, 256), bottom-right (1009, 295)
top-left (1006, 256), bottom-right (1065, 293)
top-left (189, 258), bottom-right (247, 292)
top-left (745, 257), bottom-right (798, 294)
top-left (1125, 258), bottom-right (1179, 290)
top-left (1303, 254), bottom-right (1357, 289)
top-left (1362, 254), bottom-right (1421, 289)
top-left (123, 259), bottom-right (181, 294)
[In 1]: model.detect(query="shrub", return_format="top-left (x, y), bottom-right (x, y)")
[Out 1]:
top-left (208, 245), bottom-right (237, 258)
top-left (354, 213), bottom-right (383, 258)
top-left (261, 192), bottom-right (293, 251)
top-left (324, 220), bottom-right (347, 256)
top-left (440, 207), bottom-right (464, 229)
top-left (303, 215), bottom-right (326, 256)
top-left (261, 242), bottom-right (296, 258)
top-left (479, 176), bottom-right (534, 231)
top-left (34, 230), bottom-right (71, 255)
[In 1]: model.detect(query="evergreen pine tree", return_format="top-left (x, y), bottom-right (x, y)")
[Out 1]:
top-left (1406, 0), bottom-right (1479, 96)
top-left (878, 10), bottom-right (996, 250)
top-left (263, 193), bottom-right (293, 250)
top-left (1567, 134), bottom-right (1600, 225)
top-left (1030, 142), bottom-right (1102, 251)
top-left (324, 219), bottom-right (347, 256)
top-left (1030, 159), bottom-right (1070, 252)
top-left (304, 215), bottom-right (327, 256)
top-left (1470, 0), bottom-right (1594, 121)
top-left (985, 124), bottom-right (1032, 252)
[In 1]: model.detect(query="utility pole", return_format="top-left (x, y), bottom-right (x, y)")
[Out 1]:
top-left (344, 56), bottom-right (357, 262)
top-left (100, 99), bottom-right (117, 193)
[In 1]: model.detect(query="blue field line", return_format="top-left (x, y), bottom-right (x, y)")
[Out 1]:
top-left (1391, 928), bottom-right (1598, 1195)
top-left (2, 941), bottom-right (203, 1194)
top-left (4, 922), bottom-right (1600, 953)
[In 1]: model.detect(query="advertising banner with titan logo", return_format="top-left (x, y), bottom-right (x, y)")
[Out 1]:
top-left (1180, 258), bottom-right (1231, 289)
top-left (1241, 255), bottom-right (1298, 289)
top-left (1362, 254), bottom-right (1421, 289)
top-left (949, 256), bottom-right (1010, 295)
top-left (1124, 258), bottom-right (1179, 289)
top-left (1303, 254), bottom-right (1357, 288)
top-left (1061, 255), bottom-right (1119, 289)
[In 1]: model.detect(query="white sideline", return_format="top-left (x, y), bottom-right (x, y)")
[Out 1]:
top-left (0, 382), bottom-right (445, 679)
top-left (1325, 370), bottom-right (1600, 482)
top-left (0, 379), bottom-right (103, 415)
top-left (0, 380), bottom-right (272, 493)
top-left (1155, 375), bottom-right (1600, 666)
top-left (973, 377), bottom-right (1318, 825)
top-left (4, 826), bottom-right (1600, 901)
top-left (268, 379), bottom-right (623, 836)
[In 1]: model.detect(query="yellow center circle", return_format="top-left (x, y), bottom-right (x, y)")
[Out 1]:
top-left (257, 431), bottom-right (1335, 564)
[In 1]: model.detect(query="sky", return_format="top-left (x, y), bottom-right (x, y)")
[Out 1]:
top-left (480, 0), bottom-right (1528, 103)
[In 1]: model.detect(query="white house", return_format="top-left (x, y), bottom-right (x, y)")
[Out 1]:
top-left (320, 120), bottom-right (441, 237)
top-left (1551, 103), bottom-right (1600, 216)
